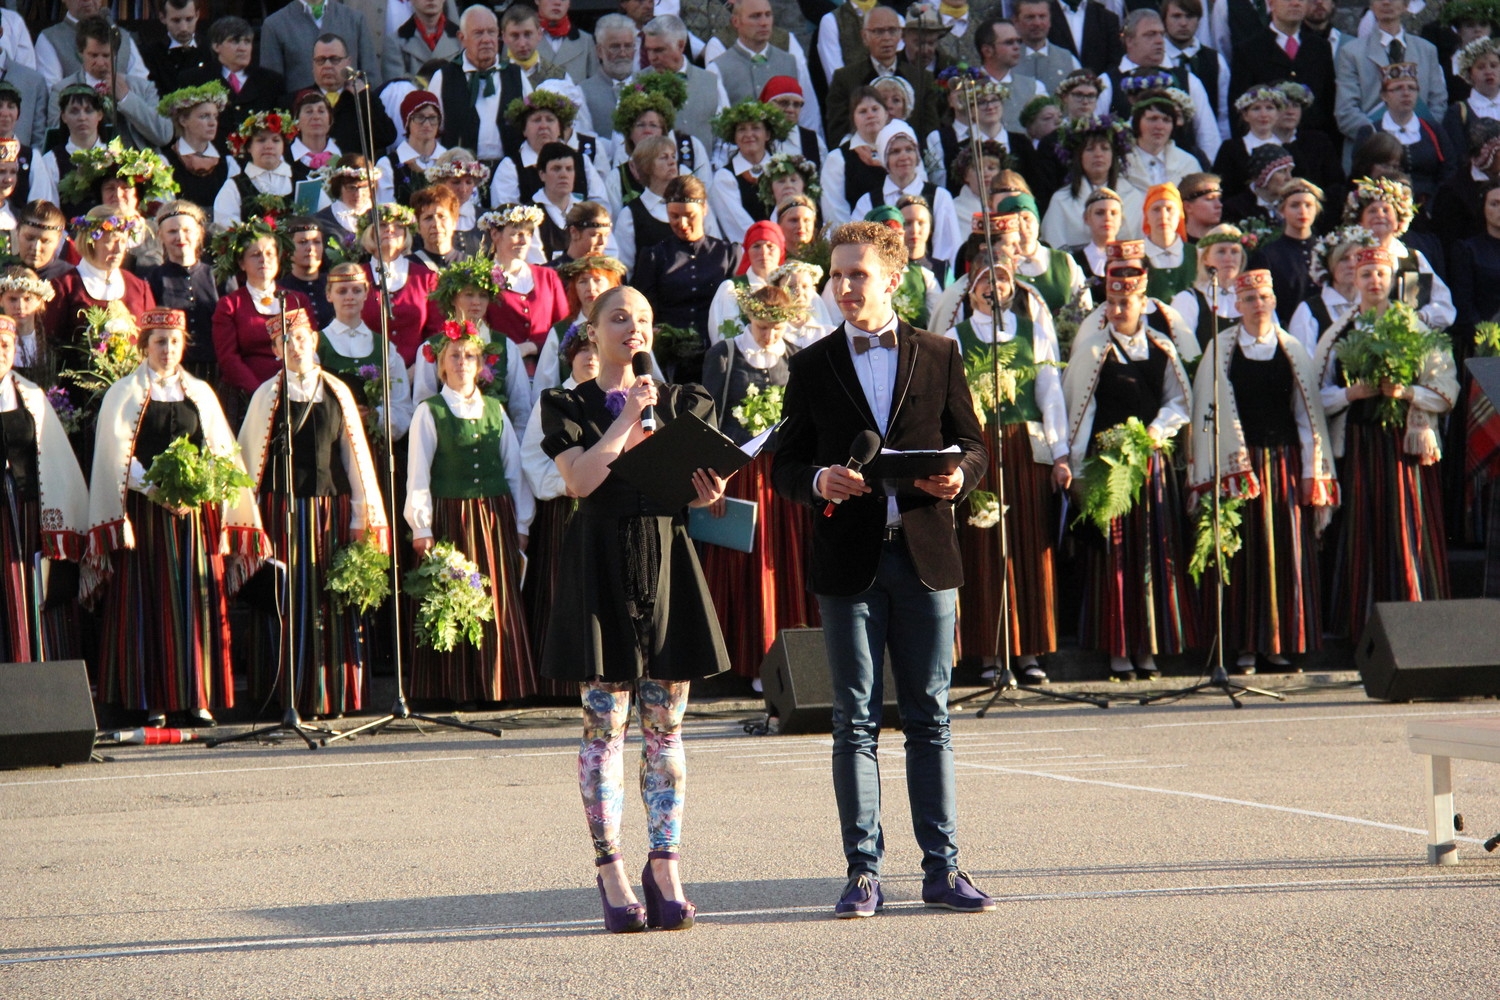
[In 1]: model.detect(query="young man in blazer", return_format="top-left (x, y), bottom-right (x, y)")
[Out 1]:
top-left (771, 221), bottom-right (994, 920)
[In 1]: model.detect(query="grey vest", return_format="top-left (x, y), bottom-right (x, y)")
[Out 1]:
top-left (42, 21), bottom-right (141, 82)
top-left (711, 44), bottom-right (799, 106)
top-left (673, 64), bottom-right (720, 150)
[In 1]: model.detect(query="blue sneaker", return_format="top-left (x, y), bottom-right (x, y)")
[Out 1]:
top-left (834, 874), bottom-right (883, 918)
top-left (922, 869), bottom-right (996, 912)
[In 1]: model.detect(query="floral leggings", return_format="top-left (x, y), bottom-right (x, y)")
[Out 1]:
top-left (579, 678), bottom-right (690, 859)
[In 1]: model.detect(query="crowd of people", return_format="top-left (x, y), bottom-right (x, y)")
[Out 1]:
top-left (3, 0), bottom-right (1498, 930)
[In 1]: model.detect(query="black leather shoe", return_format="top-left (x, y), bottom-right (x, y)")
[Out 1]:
top-left (187, 708), bottom-right (217, 727)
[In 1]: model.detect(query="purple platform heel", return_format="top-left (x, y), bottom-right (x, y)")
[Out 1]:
top-left (640, 850), bottom-right (696, 930)
top-left (595, 853), bottom-right (647, 933)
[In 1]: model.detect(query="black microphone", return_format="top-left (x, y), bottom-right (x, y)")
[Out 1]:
top-left (631, 351), bottom-right (656, 433)
top-left (823, 430), bottom-right (882, 518)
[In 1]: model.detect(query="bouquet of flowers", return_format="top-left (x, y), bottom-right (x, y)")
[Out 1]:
top-left (892, 272), bottom-right (925, 326)
top-left (1336, 302), bottom-right (1451, 430)
top-left (326, 538), bottom-right (391, 614)
top-left (356, 363), bottom-right (386, 443)
top-left (243, 193), bottom-right (291, 223)
top-left (1053, 285), bottom-right (1089, 358)
top-left (730, 382), bottom-right (785, 436)
top-left (1237, 216), bottom-right (1279, 253)
top-left (1188, 494), bottom-right (1246, 585)
top-left (64, 302), bottom-right (140, 400)
top-left (403, 541), bottom-right (494, 651)
top-left (1074, 417), bottom-right (1167, 533)
top-left (966, 489), bottom-right (999, 528)
top-left (45, 386), bottom-right (84, 435)
top-left (142, 435), bottom-right (254, 510)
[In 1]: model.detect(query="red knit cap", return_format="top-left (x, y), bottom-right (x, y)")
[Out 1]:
top-left (400, 90), bottom-right (441, 129)
top-left (758, 76), bottom-right (803, 103)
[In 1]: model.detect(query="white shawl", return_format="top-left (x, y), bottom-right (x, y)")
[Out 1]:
top-left (237, 369), bottom-right (390, 552)
top-left (84, 364), bottom-right (268, 598)
top-left (8, 374), bottom-right (90, 560)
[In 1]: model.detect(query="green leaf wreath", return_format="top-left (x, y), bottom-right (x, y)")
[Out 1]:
top-left (1188, 495), bottom-right (1246, 585)
top-left (1074, 417), bottom-right (1168, 534)
top-left (142, 436), bottom-right (255, 510)
top-left (403, 541), bottom-right (494, 652)
top-left (326, 538), bottom-right (391, 614)
top-left (1336, 302), bottom-right (1450, 430)
top-left (653, 323), bottom-right (703, 367)
top-left (730, 382), bottom-right (785, 436)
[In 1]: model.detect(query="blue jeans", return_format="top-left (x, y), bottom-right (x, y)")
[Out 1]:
top-left (817, 537), bottom-right (959, 879)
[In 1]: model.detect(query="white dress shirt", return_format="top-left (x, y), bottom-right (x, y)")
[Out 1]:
top-left (942, 300), bottom-right (1069, 460)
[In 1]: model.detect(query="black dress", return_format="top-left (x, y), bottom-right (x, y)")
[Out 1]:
top-left (538, 379), bottom-right (730, 683)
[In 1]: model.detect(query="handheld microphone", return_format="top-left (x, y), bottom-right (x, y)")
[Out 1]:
top-left (822, 430), bottom-right (882, 518)
top-left (631, 351), bottom-right (656, 434)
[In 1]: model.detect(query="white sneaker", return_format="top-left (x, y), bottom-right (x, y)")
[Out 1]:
top-left (1022, 665), bottom-right (1049, 684)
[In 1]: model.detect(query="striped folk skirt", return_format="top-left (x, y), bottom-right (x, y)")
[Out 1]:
top-left (1218, 445), bottom-right (1322, 656)
top-left (98, 492), bottom-right (234, 713)
top-left (520, 495), bottom-right (578, 697)
top-left (700, 451), bottom-right (820, 679)
top-left (249, 494), bottom-right (371, 718)
top-left (1329, 422), bottom-right (1450, 641)
top-left (409, 494), bottom-right (536, 703)
top-left (0, 491), bottom-right (80, 664)
top-left (957, 422), bottom-right (1057, 660)
top-left (1082, 451), bottom-right (1198, 658)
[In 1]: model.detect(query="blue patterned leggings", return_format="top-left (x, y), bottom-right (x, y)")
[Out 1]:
top-left (578, 678), bottom-right (690, 859)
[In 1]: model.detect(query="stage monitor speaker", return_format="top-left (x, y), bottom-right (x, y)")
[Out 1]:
top-left (0, 661), bottom-right (97, 769)
top-left (760, 628), bottom-right (900, 734)
top-left (1355, 600), bottom-right (1500, 701)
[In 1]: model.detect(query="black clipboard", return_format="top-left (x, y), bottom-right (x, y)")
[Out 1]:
top-left (608, 412), bottom-right (753, 510)
top-left (867, 449), bottom-right (963, 499)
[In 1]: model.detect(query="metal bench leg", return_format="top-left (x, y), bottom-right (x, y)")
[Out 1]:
top-left (1426, 754), bottom-right (1458, 866)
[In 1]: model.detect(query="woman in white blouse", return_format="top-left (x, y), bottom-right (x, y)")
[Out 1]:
top-left (213, 110), bottom-right (298, 229)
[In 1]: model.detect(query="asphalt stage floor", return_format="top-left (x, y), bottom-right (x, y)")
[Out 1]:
top-left (3, 682), bottom-right (1499, 999)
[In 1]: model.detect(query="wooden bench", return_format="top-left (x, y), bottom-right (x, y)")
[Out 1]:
top-left (1407, 716), bottom-right (1500, 865)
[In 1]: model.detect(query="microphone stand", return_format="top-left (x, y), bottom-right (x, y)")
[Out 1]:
top-left (1141, 270), bottom-right (1283, 707)
top-left (948, 74), bottom-right (1108, 714)
top-left (324, 68), bottom-right (503, 744)
top-left (210, 294), bottom-right (341, 748)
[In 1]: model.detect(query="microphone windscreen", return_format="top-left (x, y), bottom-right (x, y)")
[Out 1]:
top-left (851, 429), bottom-right (881, 466)
top-left (631, 351), bottom-right (653, 378)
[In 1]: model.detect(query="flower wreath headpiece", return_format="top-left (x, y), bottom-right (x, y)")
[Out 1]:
top-left (711, 100), bottom-right (791, 144)
top-left (1054, 113), bottom-right (1132, 163)
top-left (504, 88), bottom-right (578, 130)
top-left (228, 109), bottom-right (298, 156)
top-left (208, 218), bottom-right (287, 284)
top-left (424, 157), bottom-right (492, 185)
top-left (1233, 85), bottom-right (1288, 113)
top-left (0, 270), bottom-right (55, 301)
top-left (612, 87), bottom-right (677, 136)
top-left (758, 152), bottom-right (822, 205)
top-left (1343, 176), bottom-right (1415, 234)
top-left (69, 212), bottom-right (146, 245)
top-left (477, 204), bottom-right (544, 230)
top-left (1308, 224), bottom-right (1378, 284)
top-left (433, 254), bottom-right (503, 310)
top-left (157, 80), bottom-right (229, 118)
top-left (734, 283), bottom-right (808, 325)
top-left (60, 139), bottom-right (179, 204)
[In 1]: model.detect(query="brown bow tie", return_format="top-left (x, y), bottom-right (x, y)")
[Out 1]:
top-left (853, 331), bottom-right (897, 354)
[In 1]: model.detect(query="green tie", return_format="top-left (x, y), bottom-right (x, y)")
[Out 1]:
top-left (468, 67), bottom-right (497, 101)
top-left (308, 0), bottom-right (324, 19)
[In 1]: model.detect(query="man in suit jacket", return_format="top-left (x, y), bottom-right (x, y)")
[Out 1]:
top-left (1016, 0), bottom-right (1083, 96)
top-left (135, 0), bottom-right (215, 96)
top-left (383, 0), bottom-right (463, 85)
top-left (258, 0), bottom-right (380, 96)
top-left (1047, 0), bottom-right (1123, 76)
top-left (1334, 0), bottom-right (1447, 143)
top-left (0, 51), bottom-right (50, 150)
top-left (307, 35), bottom-right (396, 154)
top-left (580, 14), bottom-right (636, 144)
top-left (1230, 0), bottom-right (1336, 135)
top-left (771, 219), bottom-right (993, 920)
top-left (179, 17), bottom-right (285, 122)
top-left (826, 6), bottom-right (943, 144)
top-left (48, 17), bottom-right (171, 150)
top-left (535, 0), bottom-right (595, 84)
top-left (643, 15), bottom-right (730, 153)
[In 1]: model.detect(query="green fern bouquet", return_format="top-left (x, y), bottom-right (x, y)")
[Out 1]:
top-left (1074, 417), bottom-right (1166, 534)
top-left (1336, 302), bottom-right (1450, 430)
top-left (142, 436), bottom-right (254, 510)
top-left (327, 538), bottom-right (391, 614)
top-left (403, 541), bottom-right (493, 651)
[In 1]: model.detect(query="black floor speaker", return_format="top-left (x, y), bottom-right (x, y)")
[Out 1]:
top-left (760, 628), bottom-right (900, 734)
top-left (0, 661), bottom-right (97, 769)
top-left (1355, 600), bottom-right (1500, 701)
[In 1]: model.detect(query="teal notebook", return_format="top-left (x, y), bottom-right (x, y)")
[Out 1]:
top-left (687, 498), bottom-right (758, 553)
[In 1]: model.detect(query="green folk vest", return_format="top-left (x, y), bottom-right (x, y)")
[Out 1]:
top-left (1021, 247), bottom-right (1073, 314)
top-left (426, 394), bottom-right (511, 499)
top-left (953, 307), bottom-right (1042, 426)
top-left (1145, 247), bottom-right (1198, 303)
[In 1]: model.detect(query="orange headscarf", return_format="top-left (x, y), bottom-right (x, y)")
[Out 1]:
top-left (1142, 182), bottom-right (1186, 242)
